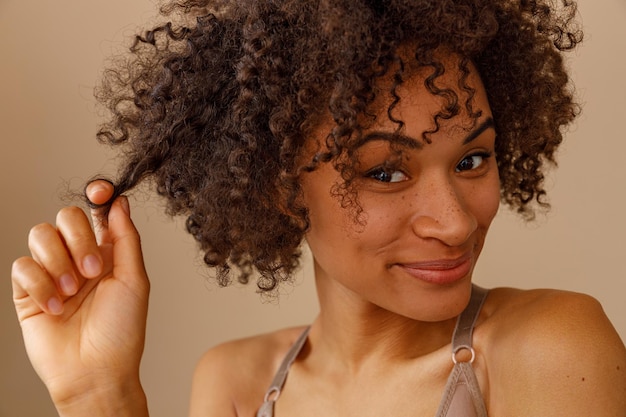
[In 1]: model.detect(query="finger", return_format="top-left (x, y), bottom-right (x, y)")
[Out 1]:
top-left (12, 256), bottom-right (64, 316)
top-left (107, 196), bottom-right (149, 288)
top-left (55, 206), bottom-right (103, 279)
top-left (28, 222), bottom-right (81, 296)
top-left (86, 180), bottom-right (115, 246)
top-left (86, 179), bottom-right (115, 206)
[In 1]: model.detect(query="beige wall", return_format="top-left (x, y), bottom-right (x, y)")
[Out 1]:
top-left (1, 1), bottom-right (624, 416)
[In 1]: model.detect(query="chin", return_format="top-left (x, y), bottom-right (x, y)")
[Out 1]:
top-left (406, 278), bottom-right (475, 322)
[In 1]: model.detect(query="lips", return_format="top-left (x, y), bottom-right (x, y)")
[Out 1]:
top-left (396, 252), bottom-right (473, 285)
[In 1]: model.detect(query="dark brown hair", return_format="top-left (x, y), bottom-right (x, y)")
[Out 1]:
top-left (92, 0), bottom-right (582, 292)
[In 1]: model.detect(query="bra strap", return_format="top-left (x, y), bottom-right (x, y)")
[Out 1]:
top-left (256, 327), bottom-right (311, 417)
top-left (434, 285), bottom-right (490, 417)
top-left (451, 284), bottom-right (489, 358)
top-left (258, 286), bottom-right (489, 417)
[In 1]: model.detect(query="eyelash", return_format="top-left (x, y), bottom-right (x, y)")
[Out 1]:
top-left (455, 151), bottom-right (492, 173)
top-left (364, 151), bottom-right (493, 183)
top-left (365, 167), bottom-right (408, 183)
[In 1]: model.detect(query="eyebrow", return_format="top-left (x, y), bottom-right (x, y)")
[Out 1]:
top-left (463, 117), bottom-right (495, 144)
top-left (356, 116), bottom-right (495, 149)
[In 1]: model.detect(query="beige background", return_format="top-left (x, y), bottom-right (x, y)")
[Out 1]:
top-left (1, 1), bottom-right (624, 416)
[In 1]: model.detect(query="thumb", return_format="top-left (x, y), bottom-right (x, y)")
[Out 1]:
top-left (86, 180), bottom-right (116, 246)
top-left (106, 196), bottom-right (148, 286)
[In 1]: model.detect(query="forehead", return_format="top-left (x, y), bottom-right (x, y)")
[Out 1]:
top-left (307, 51), bottom-right (492, 151)
top-left (368, 54), bottom-right (491, 137)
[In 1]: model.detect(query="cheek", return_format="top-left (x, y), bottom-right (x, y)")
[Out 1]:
top-left (301, 177), bottom-right (354, 255)
top-left (455, 165), bottom-right (501, 235)
top-left (473, 174), bottom-right (501, 227)
top-left (305, 193), bottom-right (400, 269)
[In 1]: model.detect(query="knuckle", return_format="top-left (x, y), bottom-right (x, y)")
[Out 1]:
top-left (11, 258), bottom-right (47, 293)
top-left (68, 232), bottom-right (97, 252)
top-left (56, 206), bottom-right (85, 223)
top-left (28, 223), bottom-right (54, 244)
top-left (57, 207), bottom-right (96, 245)
top-left (11, 256), bottom-right (34, 276)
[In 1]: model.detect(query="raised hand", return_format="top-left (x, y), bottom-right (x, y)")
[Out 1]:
top-left (11, 181), bottom-right (150, 416)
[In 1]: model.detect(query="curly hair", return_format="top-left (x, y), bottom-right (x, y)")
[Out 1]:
top-left (92, 0), bottom-right (582, 292)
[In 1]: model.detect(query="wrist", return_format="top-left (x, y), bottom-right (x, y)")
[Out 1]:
top-left (52, 377), bottom-right (148, 417)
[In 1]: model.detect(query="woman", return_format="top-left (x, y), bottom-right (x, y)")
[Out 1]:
top-left (11, 0), bottom-right (626, 416)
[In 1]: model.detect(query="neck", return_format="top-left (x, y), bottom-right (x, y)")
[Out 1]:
top-left (309, 267), bottom-right (458, 373)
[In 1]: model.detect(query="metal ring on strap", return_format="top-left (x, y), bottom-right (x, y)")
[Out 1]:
top-left (263, 387), bottom-right (281, 403)
top-left (452, 345), bottom-right (476, 364)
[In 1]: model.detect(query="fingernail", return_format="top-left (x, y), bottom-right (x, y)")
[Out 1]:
top-left (82, 255), bottom-right (102, 278)
top-left (59, 274), bottom-right (77, 296)
top-left (89, 182), bottom-right (107, 194)
top-left (47, 297), bottom-right (64, 315)
top-left (87, 182), bottom-right (107, 202)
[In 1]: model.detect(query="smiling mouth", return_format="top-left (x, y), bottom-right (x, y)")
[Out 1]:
top-left (396, 252), bottom-right (473, 285)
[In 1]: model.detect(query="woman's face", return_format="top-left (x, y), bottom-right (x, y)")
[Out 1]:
top-left (301, 59), bottom-right (500, 322)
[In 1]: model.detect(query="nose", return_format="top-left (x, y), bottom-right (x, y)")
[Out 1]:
top-left (410, 178), bottom-right (477, 247)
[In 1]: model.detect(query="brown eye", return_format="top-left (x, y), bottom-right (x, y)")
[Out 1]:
top-left (366, 167), bottom-right (409, 183)
top-left (455, 152), bottom-right (491, 173)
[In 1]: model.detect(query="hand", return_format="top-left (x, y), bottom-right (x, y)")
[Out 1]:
top-left (11, 181), bottom-right (150, 414)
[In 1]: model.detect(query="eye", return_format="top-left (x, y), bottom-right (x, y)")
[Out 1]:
top-left (455, 152), bottom-right (491, 173)
top-left (365, 167), bottom-right (409, 183)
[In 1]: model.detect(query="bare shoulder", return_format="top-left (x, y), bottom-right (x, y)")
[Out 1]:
top-left (189, 326), bottom-right (309, 417)
top-left (479, 287), bottom-right (626, 416)
top-left (481, 287), bottom-right (623, 339)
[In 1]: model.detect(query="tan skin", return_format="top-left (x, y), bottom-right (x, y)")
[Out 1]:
top-left (11, 57), bottom-right (626, 417)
